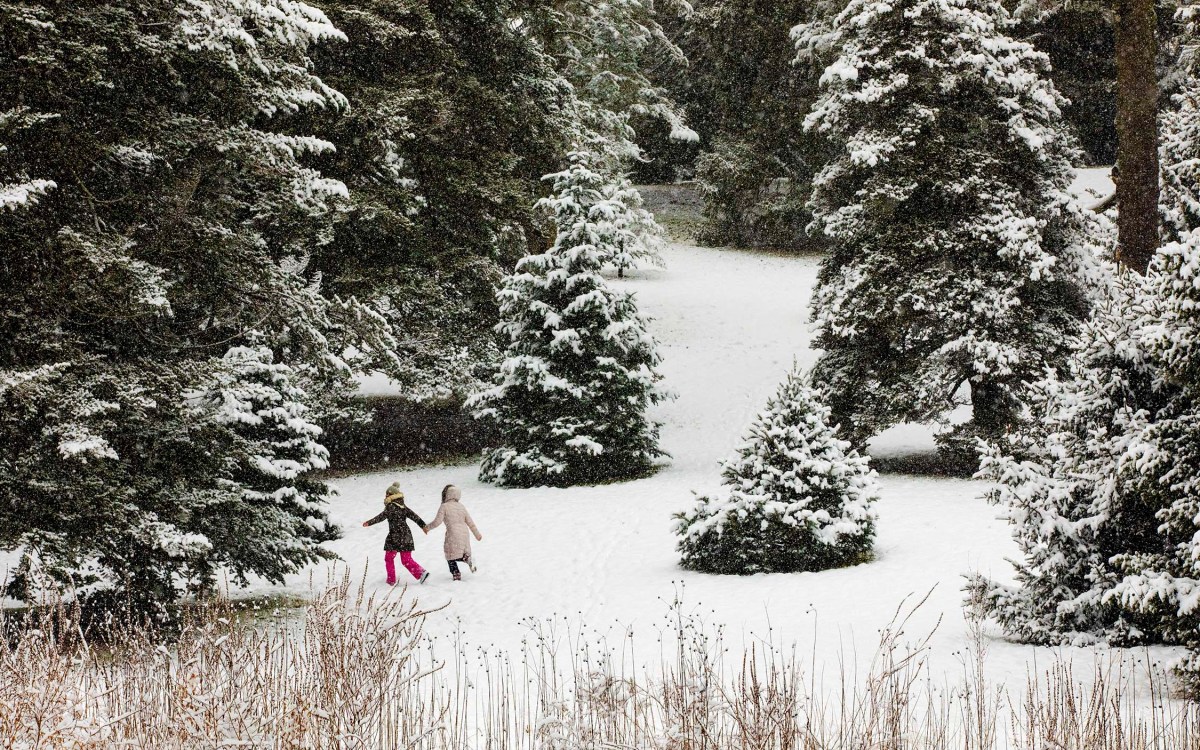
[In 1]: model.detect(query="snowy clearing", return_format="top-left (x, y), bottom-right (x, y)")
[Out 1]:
top-left (256, 219), bottom-right (1183, 703)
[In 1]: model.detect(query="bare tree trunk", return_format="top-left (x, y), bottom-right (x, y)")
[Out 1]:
top-left (1114, 0), bottom-right (1160, 275)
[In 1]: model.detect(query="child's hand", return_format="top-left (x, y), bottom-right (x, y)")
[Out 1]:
top-left (476, 534), bottom-right (483, 541)
top-left (361, 522), bottom-right (369, 527)
top-left (423, 527), bottom-right (429, 534)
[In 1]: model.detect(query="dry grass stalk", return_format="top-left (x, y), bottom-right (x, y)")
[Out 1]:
top-left (1, 581), bottom-right (1197, 749)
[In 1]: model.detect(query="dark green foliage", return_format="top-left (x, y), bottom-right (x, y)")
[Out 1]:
top-left (1023, 10), bottom-right (1117, 165)
top-left (307, 0), bottom-right (573, 399)
top-left (0, 1), bottom-right (368, 605)
top-left (684, 0), bottom-right (821, 247)
top-left (632, 0), bottom-right (828, 247)
top-left (322, 396), bottom-right (497, 473)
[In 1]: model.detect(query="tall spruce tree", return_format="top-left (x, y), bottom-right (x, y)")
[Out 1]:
top-left (798, 0), bottom-right (1101, 455)
top-left (0, 1), bottom-right (382, 605)
top-left (675, 365), bottom-right (878, 575)
top-left (468, 153), bottom-right (667, 487)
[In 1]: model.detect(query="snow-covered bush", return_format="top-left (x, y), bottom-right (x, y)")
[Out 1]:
top-left (968, 229), bottom-right (1200, 696)
top-left (469, 153), bottom-right (668, 488)
top-left (675, 366), bottom-right (878, 574)
top-left (797, 0), bottom-right (1101, 455)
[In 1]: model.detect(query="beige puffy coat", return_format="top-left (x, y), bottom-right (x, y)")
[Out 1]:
top-left (425, 487), bottom-right (481, 561)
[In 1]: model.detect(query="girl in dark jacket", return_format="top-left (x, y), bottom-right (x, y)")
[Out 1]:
top-left (362, 482), bottom-right (429, 585)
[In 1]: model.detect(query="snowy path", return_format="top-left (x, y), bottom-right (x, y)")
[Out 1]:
top-left (254, 234), bottom-right (1180, 696)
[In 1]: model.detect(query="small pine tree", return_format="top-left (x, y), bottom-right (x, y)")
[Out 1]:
top-left (798, 0), bottom-right (1101, 454)
top-left (593, 173), bottom-right (667, 275)
top-left (186, 345), bottom-right (340, 589)
top-left (675, 366), bottom-right (878, 575)
top-left (468, 152), bottom-right (667, 488)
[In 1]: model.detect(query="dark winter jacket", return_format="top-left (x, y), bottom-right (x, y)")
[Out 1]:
top-left (365, 502), bottom-right (427, 552)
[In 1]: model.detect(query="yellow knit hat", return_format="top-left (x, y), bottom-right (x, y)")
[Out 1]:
top-left (384, 481), bottom-right (404, 504)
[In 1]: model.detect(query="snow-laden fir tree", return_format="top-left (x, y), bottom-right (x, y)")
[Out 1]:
top-left (0, 1), bottom-right (385, 606)
top-left (183, 346), bottom-right (340, 589)
top-left (968, 231), bottom-right (1200, 694)
top-left (964, 280), bottom-right (1165, 646)
top-left (1109, 230), bottom-right (1200, 694)
top-left (592, 172), bottom-right (667, 275)
top-left (797, 0), bottom-right (1102, 458)
top-left (468, 152), bottom-right (667, 487)
top-left (1161, 84), bottom-right (1200, 243)
top-left (675, 366), bottom-right (878, 574)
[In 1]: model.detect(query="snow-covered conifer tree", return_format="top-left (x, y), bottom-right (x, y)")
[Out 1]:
top-left (0, 1), bottom-right (380, 606)
top-left (964, 282), bottom-right (1164, 645)
top-left (593, 173), bottom-right (667, 275)
top-left (1162, 89), bottom-right (1200, 242)
top-left (799, 0), bottom-right (1101, 456)
top-left (311, 0), bottom-right (577, 399)
top-left (469, 152), bottom-right (667, 487)
top-left (675, 366), bottom-right (878, 574)
top-left (525, 0), bottom-right (697, 165)
top-left (968, 6), bottom-right (1200, 695)
top-left (184, 346), bottom-right (339, 589)
top-left (968, 231), bottom-right (1200, 694)
top-left (1109, 230), bottom-right (1200, 693)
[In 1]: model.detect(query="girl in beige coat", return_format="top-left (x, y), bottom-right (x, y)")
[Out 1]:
top-left (424, 485), bottom-right (482, 581)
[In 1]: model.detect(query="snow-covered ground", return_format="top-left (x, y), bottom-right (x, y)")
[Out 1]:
top-left (256, 222), bottom-right (1182, 702)
top-left (1068, 165), bottom-right (1116, 209)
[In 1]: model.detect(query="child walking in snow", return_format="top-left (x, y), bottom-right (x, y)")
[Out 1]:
top-left (424, 485), bottom-right (482, 581)
top-left (362, 482), bottom-right (430, 585)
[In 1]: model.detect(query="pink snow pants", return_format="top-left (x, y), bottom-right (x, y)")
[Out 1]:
top-left (384, 550), bottom-right (424, 584)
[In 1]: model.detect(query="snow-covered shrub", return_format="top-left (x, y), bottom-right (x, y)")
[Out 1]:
top-left (968, 229), bottom-right (1200, 696)
top-left (675, 366), bottom-right (878, 574)
top-left (469, 152), bottom-right (668, 488)
top-left (797, 0), bottom-right (1102, 454)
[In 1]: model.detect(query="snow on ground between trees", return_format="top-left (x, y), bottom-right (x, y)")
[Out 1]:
top-left (256, 204), bottom-right (1184, 702)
